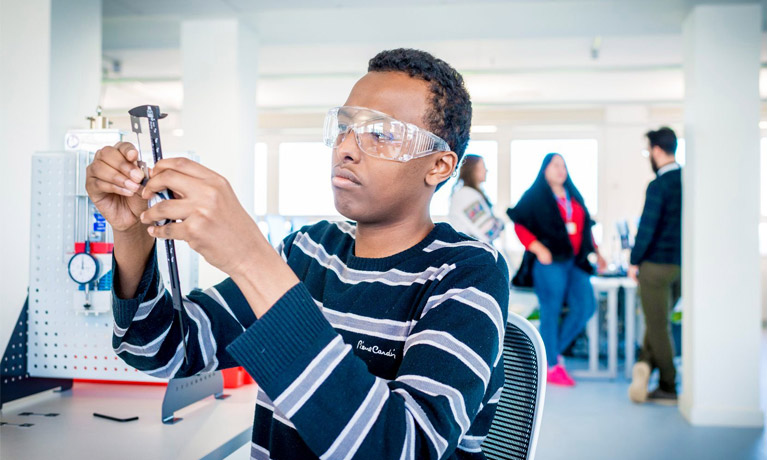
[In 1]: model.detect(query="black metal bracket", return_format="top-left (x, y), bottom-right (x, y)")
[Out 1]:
top-left (161, 372), bottom-right (230, 424)
top-left (1, 296), bottom-right (73, 411)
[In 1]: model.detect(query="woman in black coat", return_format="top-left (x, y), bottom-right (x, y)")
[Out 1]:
top-left (507, 153), bottom-right (605, 386)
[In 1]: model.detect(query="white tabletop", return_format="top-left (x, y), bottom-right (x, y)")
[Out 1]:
top-left (0, 381), bottom-right (258, 460)
top-left (591, 275), bottom-right (637, 289)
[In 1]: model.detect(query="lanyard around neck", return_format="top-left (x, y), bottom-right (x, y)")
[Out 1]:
top-left (554, 189), bottom-right (573, 222)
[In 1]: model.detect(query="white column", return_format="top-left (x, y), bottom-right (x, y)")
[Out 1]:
top-left (681, 4), bottom-right (763, 427)
top-left (600, 105), bottom-right (655, 262)
top-left (181, 19), bottom-right (258, 287)
top-left (48, 0), bottom-right (101, 148)
top-left (0, 0), bottom-right (51, 353)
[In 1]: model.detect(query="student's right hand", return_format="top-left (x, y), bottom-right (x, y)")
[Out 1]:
top-left (85, 142), bottom-right (149, 234)
top-left (529, 241), bottom-right (553, 265)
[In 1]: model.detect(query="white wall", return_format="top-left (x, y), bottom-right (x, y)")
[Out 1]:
top-left (181, 19), bottom-right (258, 288)
top-left (0, 0), bottom-right (51, 353)
top-left (49, 0), bottom-right (101, 148)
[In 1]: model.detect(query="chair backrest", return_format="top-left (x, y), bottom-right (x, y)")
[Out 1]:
top-left (482, 312), bottom-right (547, 460)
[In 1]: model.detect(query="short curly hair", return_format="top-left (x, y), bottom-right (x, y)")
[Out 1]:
top-left (368, 49), bottom-right (472, 187)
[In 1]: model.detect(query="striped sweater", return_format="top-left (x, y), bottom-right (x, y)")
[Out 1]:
top-left (112, 220), bottom-right (509, 459)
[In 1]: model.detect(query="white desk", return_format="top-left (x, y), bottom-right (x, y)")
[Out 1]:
top-left (573, 276), bottom-right (639, 380)
top-left (0, 382), bottom-right (258, 460)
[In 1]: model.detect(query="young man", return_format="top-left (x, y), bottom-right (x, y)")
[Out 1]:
top-left (86, 49), bottom-right (509, 459)
top-left (627, 127), bottom-right (682, 405)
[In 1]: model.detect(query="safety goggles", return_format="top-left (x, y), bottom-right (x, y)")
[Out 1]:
top-left (323, 106), bottom-right (451, 162)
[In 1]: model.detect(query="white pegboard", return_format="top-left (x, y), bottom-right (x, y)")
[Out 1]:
top-left (28, 151), bottom-right (198, 382)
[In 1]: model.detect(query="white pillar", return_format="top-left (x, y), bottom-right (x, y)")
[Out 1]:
top-left (49, 0), bottom-right (101, 148)
top-left (600, 105), bottom-right (655, 262)
top-left (0, 0), bottom-right (51, 353)
top-left (681, 4), bottom-right (763, 427)
top-left (181, 19), bottom-right (258, 287)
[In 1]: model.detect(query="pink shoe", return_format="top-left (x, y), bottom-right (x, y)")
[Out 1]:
top-left (557, 364), bottom-right (576, 386)
top-left (547, 365), bottom-right (576, 387)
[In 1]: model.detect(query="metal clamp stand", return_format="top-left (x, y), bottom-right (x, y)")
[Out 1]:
top-left (0, 296), bottom-right (73, 410)
top-left (161, 371), bottom-right (230, 424)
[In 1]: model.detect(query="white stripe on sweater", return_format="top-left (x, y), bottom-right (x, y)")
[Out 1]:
top-left (273, 336), bottom-right (348, 415)
top-left (144, 332), bottom-right (188, 379)
top-left (321, 378), bottom-right (390, 460)
top-left (404, 330), bottom-right (491, 388)
top-left (422, 287), bottom-right (504, 366)
top-left (183, 298), bottom-right (218, 373)
top-left (202, 286), bottom-right (244, 331)
top-left (114, 323), bottom-right (172, 356)
top-left (293, 232), bottom-right (456, 286)
top-left (423, 239), bottom-right (498, 261)
top-left (397, 374), bottom-right (471, 435)
top-left (392, 388), bottom-right (448, 458)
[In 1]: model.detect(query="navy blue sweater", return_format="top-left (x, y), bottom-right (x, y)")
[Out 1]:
top-left (631, 167), bottom-right (682, 266)
top-left (112, 221), bottom-right (509, 459)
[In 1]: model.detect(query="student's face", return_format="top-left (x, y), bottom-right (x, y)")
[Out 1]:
top-left (544, 155), bottom-right (568, 186)
top-left (331, 71), bottom-right (456, 224)
top-left (473, 159), bottom-right (487, 184)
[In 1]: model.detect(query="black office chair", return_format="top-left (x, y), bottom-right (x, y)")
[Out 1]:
top-left (482, 312), bottom-right (547, 460)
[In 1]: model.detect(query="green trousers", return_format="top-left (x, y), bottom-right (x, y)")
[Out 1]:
top-left (638, 261), bottom-right (681, 393)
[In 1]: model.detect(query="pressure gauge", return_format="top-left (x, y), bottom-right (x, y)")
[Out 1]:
top-left (68, 252), bottom-right (99, 285)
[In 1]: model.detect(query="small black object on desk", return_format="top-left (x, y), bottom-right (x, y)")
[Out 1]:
top-left (93, 412), bottom-right (139, 423)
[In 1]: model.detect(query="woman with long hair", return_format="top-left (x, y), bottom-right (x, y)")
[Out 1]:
top-left (448, 154), bottom-right (504, 243)
top-left (507, 153), bottom-right (606, 386)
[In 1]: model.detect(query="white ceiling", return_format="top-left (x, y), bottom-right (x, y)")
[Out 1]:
top-left (102, 0), bottom-right (686, 18)
top-left (97, 0), bottom-right (767, 112)
top-left (102, 0), bottom-right (744, 49)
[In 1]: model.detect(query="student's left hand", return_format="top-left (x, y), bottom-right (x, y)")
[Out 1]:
top-left (139, 157), bottom-right (266, 277)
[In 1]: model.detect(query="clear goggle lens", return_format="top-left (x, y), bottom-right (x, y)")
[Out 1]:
top-left (323, 106), bottom-right (450, 162)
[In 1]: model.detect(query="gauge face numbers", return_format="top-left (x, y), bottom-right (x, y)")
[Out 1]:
top-left (68, 252), bottom-right (99, 285)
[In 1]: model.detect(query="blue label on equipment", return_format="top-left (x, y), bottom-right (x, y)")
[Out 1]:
top-left (94, 213), bottom-right (106, 222)
top-left (93, 222), bottom-right (106, 232)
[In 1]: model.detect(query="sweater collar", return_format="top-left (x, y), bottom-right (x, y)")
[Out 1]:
top-left (657, 162), bottom-right (680, 176)
top-left (345, 222), bottom-right (450, 271)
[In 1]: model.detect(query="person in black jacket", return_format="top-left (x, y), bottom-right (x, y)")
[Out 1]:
top-left (507, 153), bottom-right (605, 386)
top-left (628, 127), bottom-right (682, 405)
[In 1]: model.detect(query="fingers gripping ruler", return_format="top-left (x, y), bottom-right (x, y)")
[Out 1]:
top-left (129, 105), bottom-right (189, 365)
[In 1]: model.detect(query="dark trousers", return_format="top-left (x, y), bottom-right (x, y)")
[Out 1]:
top-left (638, 261), bottom-right (681, 393)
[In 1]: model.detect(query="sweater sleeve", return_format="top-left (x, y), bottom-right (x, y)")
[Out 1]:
top-left (111, 237), bottom-right (294, 379)
top-left (630, 180), bottom-right (663, 266)
top-left (514, 223), bottom-right (537, 249)
top-left (226, 263), bottom-right (509, 460)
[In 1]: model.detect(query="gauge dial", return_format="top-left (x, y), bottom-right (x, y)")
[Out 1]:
top-left (68, 252), bottom-right (99, 285)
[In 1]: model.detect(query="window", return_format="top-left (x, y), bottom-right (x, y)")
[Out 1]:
top-left (431, 140), bottom-right (498, 216)
top-left (253, 143), bottom-right (267, 216)
top-left (278, 142), bottom-right (338, 216)
top-left (510, 139), bottom-right (599, 215)
top-left (676, 138), bottom-right (686, 166)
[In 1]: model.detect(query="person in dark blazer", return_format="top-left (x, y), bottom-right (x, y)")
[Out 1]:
top-left (628, 127), bottom-right (682, 405)
top-left (507, 153), bottom-right (605, 387)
